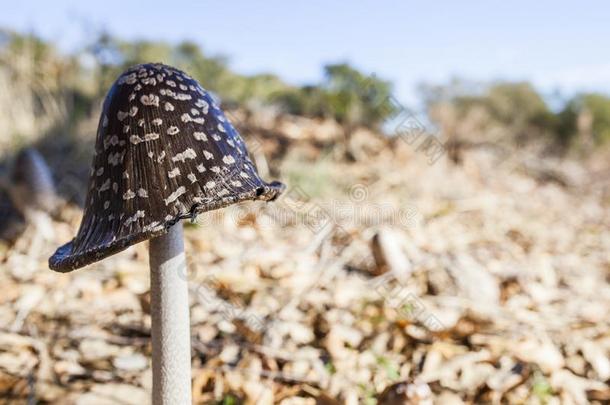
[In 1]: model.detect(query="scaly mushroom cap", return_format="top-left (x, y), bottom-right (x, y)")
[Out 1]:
top-left (49, 63), bottom-right (284, 272)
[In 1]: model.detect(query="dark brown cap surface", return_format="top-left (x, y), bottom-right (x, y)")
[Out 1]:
top-left (49, 63), bottom-right (284, 272)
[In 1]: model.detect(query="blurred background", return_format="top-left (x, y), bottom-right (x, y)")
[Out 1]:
top-left (0, 1), bottom-right (608, 404)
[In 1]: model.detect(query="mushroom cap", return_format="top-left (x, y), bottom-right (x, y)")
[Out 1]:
top-left (49, 63), bottom-right (284, 272)
top-left (11, 147), bottom-right (57, 214)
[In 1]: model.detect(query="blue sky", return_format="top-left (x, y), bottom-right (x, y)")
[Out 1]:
top-left (2, 1), bottom-right (610, 106)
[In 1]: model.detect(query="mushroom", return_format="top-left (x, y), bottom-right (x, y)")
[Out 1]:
top-left (10, 147), bottom-right (57, 215)
top-left (0, 188), bottom-right (25, 243)
top-left (0, 147), bottom-right (57, 246)
top-left (48, 63), bottom-right (284, 404)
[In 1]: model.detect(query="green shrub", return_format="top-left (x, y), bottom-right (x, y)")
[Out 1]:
top-left (577, 94), bottom-right (610, 144)
top-left (271, 62), bottom-right (397, 130)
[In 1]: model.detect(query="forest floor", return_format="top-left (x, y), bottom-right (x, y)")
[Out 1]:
top-left (0, 112), bottom-right (609, 404)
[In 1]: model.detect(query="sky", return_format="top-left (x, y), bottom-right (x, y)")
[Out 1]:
top-left (2, 0), bottom-right (610, 106)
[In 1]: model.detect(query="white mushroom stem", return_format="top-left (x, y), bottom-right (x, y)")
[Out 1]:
top-left (149, 224), bottom-right (192, 405)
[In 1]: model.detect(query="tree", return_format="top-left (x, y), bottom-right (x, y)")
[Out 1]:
top-left (323, 63), bottom-right (396, 130)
